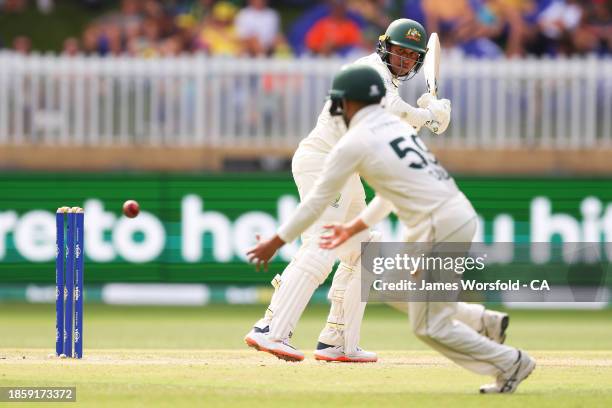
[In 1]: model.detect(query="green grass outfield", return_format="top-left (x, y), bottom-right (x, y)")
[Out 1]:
top-left (1, 304), bottom-right (612, 407)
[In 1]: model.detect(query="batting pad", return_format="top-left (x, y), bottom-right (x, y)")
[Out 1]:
top-left (268, 247), bottom-right (335, 341)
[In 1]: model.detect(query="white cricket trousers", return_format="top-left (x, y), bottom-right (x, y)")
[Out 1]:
top-left (262, 145), bottom-right (370, 352)
top-left (405, 193), bottom-right (518, 376)
top-left (292, 147), bottom-right (370, 352)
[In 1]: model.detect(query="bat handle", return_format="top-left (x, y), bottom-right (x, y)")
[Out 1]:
top-left (428, 80), bottom-right (438, 98)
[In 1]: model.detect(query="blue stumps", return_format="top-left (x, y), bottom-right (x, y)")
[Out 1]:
top-left (74, 210), bottom-right (84, 359)
top-left (55, 208), bottom-right (67, 357)
top-left (63, 210), bottom-right (76, 357)
top-left (56, 206), bottom-right (84, 359)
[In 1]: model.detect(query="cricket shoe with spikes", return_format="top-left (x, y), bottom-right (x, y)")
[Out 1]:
top-left (314, 342), bottom-right (377, 363)
top-left (480, 350), bottom-right (536, 394)
top-left (481, 310), bottom-right (510, 344)
top-left (244, 329), bottom-right (304, 362)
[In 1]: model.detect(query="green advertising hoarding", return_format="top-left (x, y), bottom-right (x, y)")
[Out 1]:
top-left (0, 172), bottom-right (611, 284)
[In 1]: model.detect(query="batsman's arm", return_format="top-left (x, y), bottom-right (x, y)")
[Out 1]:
top-left (383, 84), bottom-right (434, 129)
top-left (380, 72), bottom-right (451, 134)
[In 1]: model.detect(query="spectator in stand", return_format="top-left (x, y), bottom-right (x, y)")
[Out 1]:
top-left (305, 0), bottom-right (364, 56)
top-left (4, 0), bottom-right (604, 58)
top-left (82, 24), bottom-right (98, 54)
top-left (536, 0), bottom-right (586, 55)
top-left (143, 0), bottom-right (163, 19)
top-left (174, 0), bottom-right (213, 34)
top-left (573, 0), bottom-right (611, 55)
top-left (347, 0), bottom-right (391, 47)
top-left (80, 0), bottom-right (181, 56)
top-left (2, 0), bottom-right (27, 13)
top-left (423, 0), bottom-right (526, 57)
top-left (174, 19), bottom-right (198, 54)
top-left (188, 0), bottom-right (216, 23)
top-left (101, 0), bottom-right (143, 32)
top-left (143, 0), bottom-right (176, 40)
top-left (422, 0), bottom-right (477, 48)
top-left (12, 36), bottom-right (31, 54)
top-left (195, 1), bottom-right (243, 56)
top-left (236, 0), bottom-right (283, 56)
top-left (98, 24), bottom-right (123, 55)
top-left (62, 37), bottom-right (81, 56)
top-left (173, 0), bottom-right (216, 53)
top-left (590, 0), bottom-right (612, 53)
top-left (131, 17), bottom-right (163, 57)
top-left (81, 0), bottom-right (142, 55)
top-left (159, 35), bottom-right (184, 56)
top-left (124, 20), bottom-right (143, 55)
top-left (422, 0), bottom-right (499, 56)
top-left (470, 0), bottom-right (527, 56)
top-left (144, 17), bottom-right (163, 46)
top-left (504, 0), bottom-right (539, 18)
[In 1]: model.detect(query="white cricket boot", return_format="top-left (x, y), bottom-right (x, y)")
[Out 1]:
top-left (314, 342), bottom-right (377, 363)
top-left (481, 310), bottom-right (510, 344)
top-left (244, 330), bottom-right (304, 362)
top-left (480, 350), bottom-right (536, 394)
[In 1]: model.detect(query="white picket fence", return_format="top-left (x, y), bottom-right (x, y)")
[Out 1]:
top-left (0, 51), bottom-right (610, 149)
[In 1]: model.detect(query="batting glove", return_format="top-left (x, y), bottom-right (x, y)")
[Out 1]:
top-left (416, 92), bottom-right (436, 109)
top-left (425, 98), bottom-right (451, 134)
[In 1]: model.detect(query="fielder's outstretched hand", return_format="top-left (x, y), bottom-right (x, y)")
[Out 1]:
top-left (320, 223), bottom-right (352, 249)
top-left (320, 218), bottom-right (369, 249)
top-left (246, 234), bottom-right (285, 272)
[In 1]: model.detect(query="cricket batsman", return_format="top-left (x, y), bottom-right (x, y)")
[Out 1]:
top-left (247, 65), bottom-right (536, 393)
top-left (244, 19), bottom-right (508, 363)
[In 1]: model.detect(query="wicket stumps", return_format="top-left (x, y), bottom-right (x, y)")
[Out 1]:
top-left (55, 206), bottom-right (84, 359)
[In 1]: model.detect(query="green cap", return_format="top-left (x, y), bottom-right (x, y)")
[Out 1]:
top-left (329, 64), bottom-right (386, 104)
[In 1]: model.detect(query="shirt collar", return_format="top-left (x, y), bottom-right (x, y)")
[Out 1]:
top-left (348, 104), bottom-right (382, 129)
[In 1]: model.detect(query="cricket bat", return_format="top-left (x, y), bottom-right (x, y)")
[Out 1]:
top-left (422, 33), bottom-right (441, 132)
top-left (423, 32), bottom-right (440, 97)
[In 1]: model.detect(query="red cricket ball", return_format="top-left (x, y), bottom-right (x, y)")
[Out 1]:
top-left (122, 200), bottom-right (140, 218)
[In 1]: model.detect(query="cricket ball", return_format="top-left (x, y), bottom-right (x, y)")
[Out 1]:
top-left (122, 200), bottom-right (140, 218)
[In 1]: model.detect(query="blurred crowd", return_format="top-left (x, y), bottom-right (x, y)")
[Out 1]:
top-left (1, 0), bottom-right (53, 14)
top-left (2, 0), bottom-right (611, 58)
top-left (416, 0), bottom-right (612, 57)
